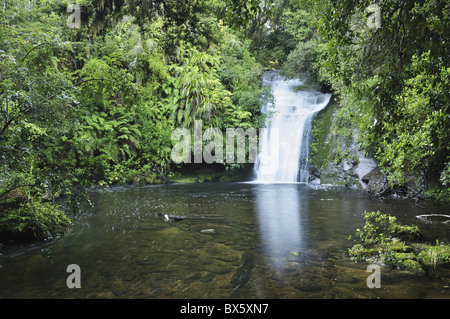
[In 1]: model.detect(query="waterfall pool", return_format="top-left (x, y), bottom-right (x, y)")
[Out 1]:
top-left (1, 182), bottom-right (449, 299)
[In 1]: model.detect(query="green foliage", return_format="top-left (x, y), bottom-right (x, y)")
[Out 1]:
top-left (0, 201), bottom-right (71, 243)
top-left (0, 16), bottom-right (81, 207)
top-left (378, 52), bottom-right (450, 186)
top-left (280, 39), bottom-right (327, 85)
top-left (217, 27), bottom-right (267, 128)
top-left (168, 44), bottom-right (231, 127)
top-left (440, 162), bottom-right (450, 190)
top-left (301, 0), bottom-right (450, 195)
top-left (277, 1), bottom-right (326, 81)
top-left (1, 0), bottom-right (270, 235)
top-left (353, 211), bottom-right (420, 244)
top-left (349, 211), bottom-right (450, 272)
top-left (223, 0), bottom-right (275, 30)
top-left (416, 241), bottom-right (450, 269)
top-left (348, 211), bottom-right (422, 270)
top-left (247, 0), bottom-right (304, 67)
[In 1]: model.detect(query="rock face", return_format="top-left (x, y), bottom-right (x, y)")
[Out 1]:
top-left (318, 160), bottom-right (359, 187)
top-left (354, 154), bottom-right (378, 189)
top-left (309, 99), bottom-right (427, 198)
top-left (316, 151), bottom-right (380, 191)
top-left (311, 128), bottom-right (380, 190)
top-left (360, 167), bottom-right (387, 194)
top-left (308, 99), bottom-right (382, 191)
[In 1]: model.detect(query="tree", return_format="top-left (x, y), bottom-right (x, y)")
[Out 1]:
top-left (303, 0), bottom-right (450, 193)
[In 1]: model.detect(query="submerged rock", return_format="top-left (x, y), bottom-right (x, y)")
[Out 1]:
top-left (200, 229), bottom-right (215, 234)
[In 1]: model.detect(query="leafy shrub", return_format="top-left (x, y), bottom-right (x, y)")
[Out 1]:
top-left (416, 241), bottom-right (450, 268)
top-left (349, 211), bottom-right (450, 272)
top-left (348, 211), bottom-right (422, 270)
top-left (0, 201), bottom-right (71, 244)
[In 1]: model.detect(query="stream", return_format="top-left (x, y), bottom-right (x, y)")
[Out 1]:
top-left (1, 182), bottom-right (449, 299)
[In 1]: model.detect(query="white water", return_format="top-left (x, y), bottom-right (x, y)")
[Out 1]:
top-left (254, 71), bottom-right (332, 183)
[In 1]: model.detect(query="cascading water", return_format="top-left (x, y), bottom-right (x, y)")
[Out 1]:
top-left (254, 71), bottom-right (332, 183)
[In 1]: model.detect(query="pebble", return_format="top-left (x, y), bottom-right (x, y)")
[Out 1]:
top-left (200, 229), bottom-right (215, 234)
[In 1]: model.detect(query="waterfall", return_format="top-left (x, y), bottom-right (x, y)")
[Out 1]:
top-left (254, 71), bottom-right (332, 183)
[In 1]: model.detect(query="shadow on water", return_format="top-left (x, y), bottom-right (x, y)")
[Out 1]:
top-left (0, 183), bottom-right (449, 298)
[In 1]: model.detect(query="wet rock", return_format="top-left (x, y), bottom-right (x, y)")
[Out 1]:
top-left (343, 160), bottom-right (353, 171)
top-left (309, 177), bottom-right (321, 185)
top-left (361, 167), bottom-right (386, 194)
top-left (354, 152), bottom-right (378, 189)
top-left (319, 162), bottom-right (350, 185)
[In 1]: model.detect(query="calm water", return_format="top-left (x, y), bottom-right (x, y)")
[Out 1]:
top-left (1, 182), bottom-right (449, 299)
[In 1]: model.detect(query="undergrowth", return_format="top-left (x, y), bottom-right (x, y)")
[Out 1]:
top-left (349, 211), bottom-right (450, 272)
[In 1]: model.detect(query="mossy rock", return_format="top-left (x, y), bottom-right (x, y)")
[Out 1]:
top-left (349, 211), bottom-right (450, 272)
top-left (416, 243), bottom-right (450, 266)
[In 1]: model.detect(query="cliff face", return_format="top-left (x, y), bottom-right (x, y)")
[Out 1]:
top-left (309, 98), bottom-right (429, 199)
top-left (309, 98), bottom-right (384, 193)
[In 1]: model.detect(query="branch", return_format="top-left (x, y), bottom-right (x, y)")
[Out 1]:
top-left (0, 183), bottom-right (35, 200)
top-left (153, 165), bottom-right (172, 184)
top-left (20, 41), bottom-right (52, 63)
top-left (0, 116), bottom-right (15, 140)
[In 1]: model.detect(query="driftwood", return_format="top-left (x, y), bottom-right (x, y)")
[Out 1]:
top-left (157, 213), bottom-right (224, 222)
top-left (158, 213), bottom-right (185, 222)
top-left (369, 180), bottom-right (431, 203)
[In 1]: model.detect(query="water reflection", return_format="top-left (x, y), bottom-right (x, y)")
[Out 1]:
top-left (1, 183), bottom-right (449, 298)
top-left (254, 184), bottom-right (306, 269)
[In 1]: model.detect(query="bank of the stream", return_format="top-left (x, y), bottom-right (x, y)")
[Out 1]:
top-left (1, 96), bottom-right (448, 277)
top-left (1, 182), bottom-right (449, 299)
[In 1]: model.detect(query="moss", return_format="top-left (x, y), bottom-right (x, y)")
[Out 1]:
top-left (415, 242), bottom-right (450, 266)
top-left (310, 97), bottom-right (361, 185)
top-left (0, 201), bottom-right (71, 244)
top-left (348, 211), bottom-right (450, 272)
top-left (170, 164), bottom-right (253, 183)
top-left (170, 166), bottom-right (224, 183)
top-left (310, 98), bottom-right (335, 175)
top-left (400, 259), bottom-right (424, 272)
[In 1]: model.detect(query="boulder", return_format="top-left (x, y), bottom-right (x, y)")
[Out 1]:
top-left (361, 167), bottom-right (386, 194)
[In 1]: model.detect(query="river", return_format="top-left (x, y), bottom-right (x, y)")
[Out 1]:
top-left (0, 182), bottom-right (449, 298)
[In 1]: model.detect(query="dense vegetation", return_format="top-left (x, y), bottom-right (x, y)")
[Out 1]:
top-left (349, 211), bottom-right (450, 272)
top-left (1, 0), bottom-right (449, 245)
top-left (283, 0), bottom-right (449, 198)
top-left (0, 0), bottom-right (273, 243)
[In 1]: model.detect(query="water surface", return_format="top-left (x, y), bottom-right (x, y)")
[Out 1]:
top-left (0, 182), bottom-right (449, 299)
